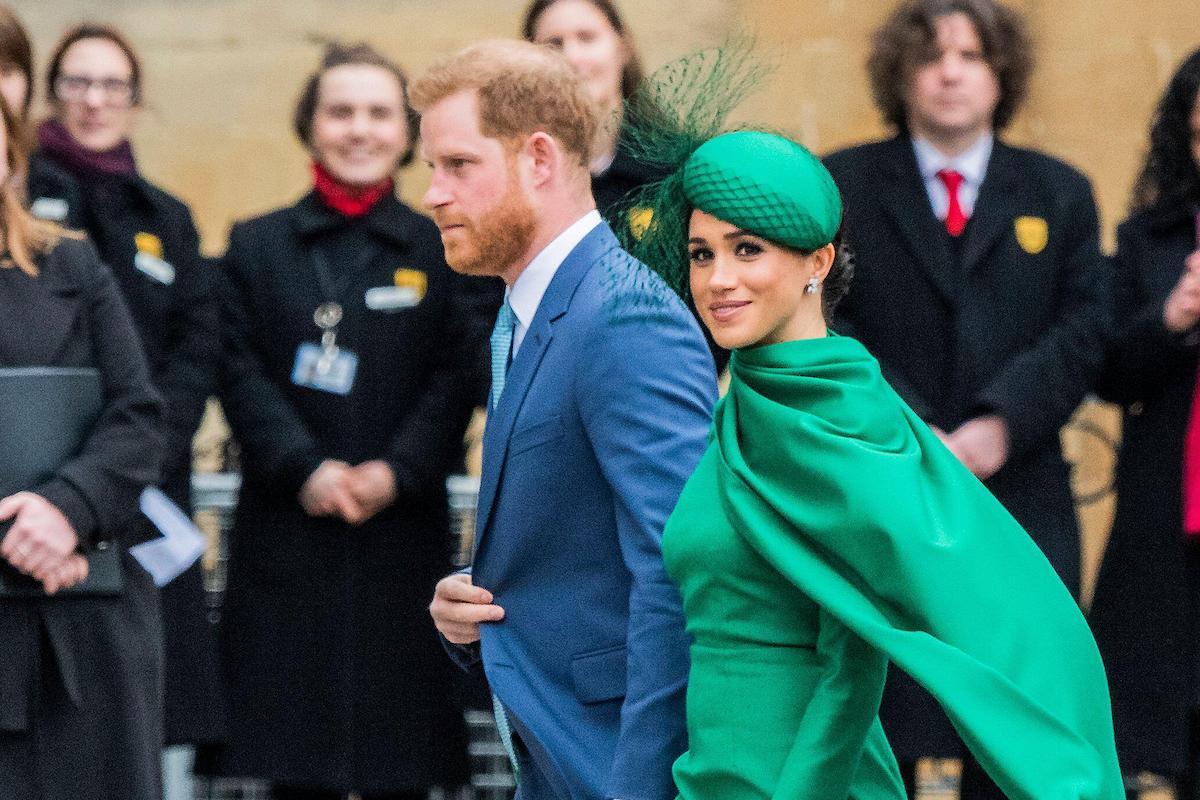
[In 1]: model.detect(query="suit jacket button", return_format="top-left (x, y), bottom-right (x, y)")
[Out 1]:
top-left (1128, 402), bottom-right (1144, 416)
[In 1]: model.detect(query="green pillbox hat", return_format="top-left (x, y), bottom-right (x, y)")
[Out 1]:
top-left (682, 131), bottom-right (842, 251)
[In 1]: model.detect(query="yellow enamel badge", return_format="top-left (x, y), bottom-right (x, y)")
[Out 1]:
top-left (393, 268), bottom-right (428, 299)
top-left (1014, 216), bottom-right (1048, 255)
top-left (135, 232), bottom-right (163, 258)
top-left (629, 207), bottom-right (654, 240)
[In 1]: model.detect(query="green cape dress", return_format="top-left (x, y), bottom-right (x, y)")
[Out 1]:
top-left (661, 334), bottom-right (1122, 800)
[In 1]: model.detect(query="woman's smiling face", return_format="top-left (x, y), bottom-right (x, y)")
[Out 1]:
top-left (688, 209), bottom-right (832, 350)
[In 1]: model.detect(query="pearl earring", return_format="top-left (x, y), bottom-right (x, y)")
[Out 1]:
top-left (804, 276), bottom-right (820, 295)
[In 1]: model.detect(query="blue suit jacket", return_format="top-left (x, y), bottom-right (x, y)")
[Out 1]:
top-left (471, 223), bottom-right (715, 800)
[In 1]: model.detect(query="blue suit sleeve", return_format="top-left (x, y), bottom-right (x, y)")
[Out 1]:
top-left (575, 293), bottom-right (716, 800)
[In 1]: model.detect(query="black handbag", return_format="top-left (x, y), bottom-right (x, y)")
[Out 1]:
top-left (0, 367), bottom-right (123, 597)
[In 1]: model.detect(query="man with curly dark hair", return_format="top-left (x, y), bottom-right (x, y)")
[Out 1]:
top-left (824, 1), bottom-right (1111, 797)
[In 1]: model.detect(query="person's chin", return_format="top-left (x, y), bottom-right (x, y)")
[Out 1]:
top-left (331, 165), bottom-right (390, 187)
top-left (709, 325), bottom-right (756, 351)
top-left (444, 248), bottom-right (494, 277)
top-left (77, 133), bottom-right (123, 153)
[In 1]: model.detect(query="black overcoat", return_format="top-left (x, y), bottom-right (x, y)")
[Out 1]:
top-left (825, 135), bottom-right (1110, 759)
top-left (0, 237), bottom-right (165, 800)
top-left (1089, 209), bottom-right (1200, 778)
top-left (25, 151), bottom-right (223, 745)
top-left (214, 191), bottom-right (473, 793)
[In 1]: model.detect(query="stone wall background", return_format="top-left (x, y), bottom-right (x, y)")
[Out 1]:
top-left (18, 1), bottom-right (1200, 251)
top-left (17, 0), bottom-right (1200, 600)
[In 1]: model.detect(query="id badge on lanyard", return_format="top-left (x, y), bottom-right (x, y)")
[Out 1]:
top-left (290, 244), bottom-right (374, 396)
top-left (292, 301), bottom-right (358, 395)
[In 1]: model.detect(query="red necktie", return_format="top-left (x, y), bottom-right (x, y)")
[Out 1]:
top-left (1181, 213), bottom-right (1200, 535)
top-left (936, 169), bottom-right (968, 237)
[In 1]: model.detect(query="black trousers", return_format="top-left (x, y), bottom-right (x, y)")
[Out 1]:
top-left (272, 785), bottom-right (426, 800)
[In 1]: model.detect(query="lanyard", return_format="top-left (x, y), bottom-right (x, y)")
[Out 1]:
top-left (308, 237), bottom-right (383, 304)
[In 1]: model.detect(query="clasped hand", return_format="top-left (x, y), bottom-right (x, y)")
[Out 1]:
top-left (1163, 250), bottom-right (1200, 334)
top-left (298, 459), bottom-right (397, 525)
top-left (0, 492), bottom-right (89, 594)
top-left (933, 414), bottom-right (1010, 481)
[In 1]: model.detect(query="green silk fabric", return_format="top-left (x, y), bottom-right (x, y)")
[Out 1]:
top-left (682, 131), bottom-right (842, 251)
top-left (662, 334), bottom-right (1122, 799)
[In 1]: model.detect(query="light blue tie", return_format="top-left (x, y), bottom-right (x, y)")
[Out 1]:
top-left (491, 693), bottom-right (520, 779)
top-left (490, 301), bottom-right (516, 411)
top-left (488, 300), bottom-right (520, 777)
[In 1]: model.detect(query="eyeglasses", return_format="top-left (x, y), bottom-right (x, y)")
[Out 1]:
top-left (54, 74), bottom-right (135, 105)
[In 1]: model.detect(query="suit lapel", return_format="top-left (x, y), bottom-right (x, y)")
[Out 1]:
top-left (876, 137), bottom-right (959, 303)
top-left (472, 223), bottom-right (618, 561)
top-left (960, 142), bottom-right (1021, 275)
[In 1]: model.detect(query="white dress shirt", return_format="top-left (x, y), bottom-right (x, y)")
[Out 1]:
top-left (506, 209), bottom-right (602, 357)
top-left (911, 133), bottom-right (994, 221)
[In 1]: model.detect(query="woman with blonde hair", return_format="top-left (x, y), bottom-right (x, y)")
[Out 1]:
top-left (25, 22), bottom-right (223, 757)
top-left (0, 89), bottom-right (165, 800)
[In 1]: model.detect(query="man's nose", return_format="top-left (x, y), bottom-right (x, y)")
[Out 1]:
top-left (423, 173), bottom-right (449, 210)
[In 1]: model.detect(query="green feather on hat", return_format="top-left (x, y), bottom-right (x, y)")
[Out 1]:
top-left (611, 42), bottom-right (843, 299)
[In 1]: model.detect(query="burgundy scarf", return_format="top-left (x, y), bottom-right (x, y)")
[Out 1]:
top-left (36, 119), bottom-right (136, 178)
top-left (311, 161), bottom-right (393, 218)
top-left (1181, 212), bottom-right (1200, 535)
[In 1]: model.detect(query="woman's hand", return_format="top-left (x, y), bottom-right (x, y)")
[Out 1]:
top-left (298, 460), bottom-right (397, 526)
top-left (0, 492), bottom-right (84, 588)
top-left (1163, 250), bottom-right (1200, 333)
top-left (299, 460), bottom-right (363, 521)
top-left (41, 555), bottom-right (90, 595)
top-left (946, 415), bottom-right (1011, 481)
top-left (346, 461), bottom-right (398, 525)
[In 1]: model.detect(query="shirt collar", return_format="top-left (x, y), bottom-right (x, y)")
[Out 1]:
top-left (912, 132), bottom-right (994, 187)
top-left (506, 209), bottom-right (602, 329)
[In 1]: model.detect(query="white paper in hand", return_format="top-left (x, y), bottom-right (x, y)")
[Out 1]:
top-left (131, 487), bottom-right (208, 587)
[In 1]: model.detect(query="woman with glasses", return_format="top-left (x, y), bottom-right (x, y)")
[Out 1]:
top-left (26, 21), bottom-right (224, 766)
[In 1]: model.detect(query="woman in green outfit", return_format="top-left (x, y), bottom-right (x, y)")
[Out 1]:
top-left (624, 126), bottom-right (1123, 798)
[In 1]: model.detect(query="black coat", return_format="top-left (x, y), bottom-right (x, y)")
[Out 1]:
top-left (825, 135), bottom-right (1110, 759)
top-left (214, 192), bottom-right (473, 793)
top-left (26, 150), bottom-right (223, 745)
top-left (0, 237), bottom-right (165, 800)
top-left (1089, 209), bottom-right (1200, 777)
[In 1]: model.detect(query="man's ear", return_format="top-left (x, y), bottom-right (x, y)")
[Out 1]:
top-left (523, 131), bottom-right (559, 188)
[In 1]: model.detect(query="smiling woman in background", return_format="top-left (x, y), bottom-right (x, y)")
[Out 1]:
top-left (522, 0), bottom-right (655, 214)
top-left (212, 41), bottom-right (472, 800)
top-left (523, 0), bottom-right (729, 373)
top-left (23, 23), bottom-right (224, 764)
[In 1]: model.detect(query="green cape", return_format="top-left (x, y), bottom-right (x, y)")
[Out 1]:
top-left (713, 335), bottom-right (1122, 800)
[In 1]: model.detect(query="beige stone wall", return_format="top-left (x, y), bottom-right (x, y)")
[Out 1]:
top-left (17, 1), bottom-right (1200, 599)
top-left (741, 0), bottom-right (1200, 248)
top-left (17, 1), bottom-right (1199, 253)
top-left (19, 0), bottom-right (735, 250)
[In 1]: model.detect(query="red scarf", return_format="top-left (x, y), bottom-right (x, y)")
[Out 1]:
top-left (311, 161), bottom-right (393, 218)
top-left (1181, 212), bottom-right (1200, 535)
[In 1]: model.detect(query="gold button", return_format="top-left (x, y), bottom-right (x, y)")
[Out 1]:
top-left (1128, 402), bottom-right (1144, 416)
